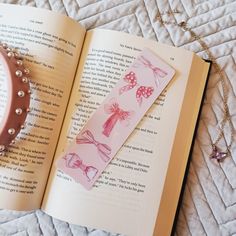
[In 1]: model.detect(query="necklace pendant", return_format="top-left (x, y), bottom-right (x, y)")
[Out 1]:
top-left (210, 145), bottom-right (227, 163)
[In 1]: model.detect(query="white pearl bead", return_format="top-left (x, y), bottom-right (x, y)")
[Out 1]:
top-left (8, 128), bottom-right (15, 135)
top-left (18, 90), bottom-right (25, 97)
top-left (24, 68), bottom-right (30, 74)
top-left (0, 145), bottom-right (5, 151)
top-left (22, 77), bottom-right (28, 83)
top-left (10, 140), bottom-right (15, 145)
top-left (15, 108), bottom-right (23, 115)
top-left (2, 43), bottom-right (7, 49)
top-left (17, 60), bottom-right (23, 66)
top-left (7, 52), bottom-right (14, 58)
top-left (15, 70), bottom-right (23, 77)
top-left (14, 53), bottom-right (19, 58)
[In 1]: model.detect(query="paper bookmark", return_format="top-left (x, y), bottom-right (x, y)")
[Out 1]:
top-left (57, 48), bottom-right (175, 189)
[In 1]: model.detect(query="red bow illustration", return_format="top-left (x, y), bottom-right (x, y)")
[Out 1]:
top-left (63, 152), bottom-right (98, 181)
top-left (134, 56), bottom-right (167, 87)
top-left (119, 71), bottom-right (154, 106)
top-left (103, 98), bottom-right (134, 137)
top-left (76, 130), bottom-right (111, 162)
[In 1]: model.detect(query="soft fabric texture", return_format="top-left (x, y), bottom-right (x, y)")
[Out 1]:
top-left (0, 0), bottom-right (236, 235)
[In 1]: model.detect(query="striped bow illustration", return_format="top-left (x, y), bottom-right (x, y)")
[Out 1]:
top-left (134, 56), bottom-right (167, 87)
top-left (63, 152), bottom-right (98, 181)
top-left (76, 130), bottom-right (111, 162)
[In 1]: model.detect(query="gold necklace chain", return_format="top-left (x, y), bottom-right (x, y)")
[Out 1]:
top-left (157, 14), bottom-right (234, 162)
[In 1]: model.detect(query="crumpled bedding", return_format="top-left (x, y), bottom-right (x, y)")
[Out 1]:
top-left (0, 0), bottom-right (236, 235)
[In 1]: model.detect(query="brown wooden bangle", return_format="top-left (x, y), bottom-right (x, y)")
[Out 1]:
top-left (0, 42), bottom-right (31, 156)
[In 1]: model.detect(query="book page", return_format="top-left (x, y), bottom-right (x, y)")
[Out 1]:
top-left (0, 4), bottom-right (85, 210)
top-left (42, 29), bottom-right (207, 236)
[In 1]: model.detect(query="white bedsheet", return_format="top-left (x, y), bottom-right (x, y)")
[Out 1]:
top-left (0, 0), bottom-right (236, 235)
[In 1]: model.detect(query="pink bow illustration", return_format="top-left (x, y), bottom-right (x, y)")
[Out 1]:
top-left (119, 71), bottom-right (154, 106)
top-left (103, 98), bottom-right (134, 137)
top-left (134, 56), bottom-right (167, 87)
top-left (63, 152), bottom-right (98, 181)
top-left (76, 130), bottom-right (111, 162)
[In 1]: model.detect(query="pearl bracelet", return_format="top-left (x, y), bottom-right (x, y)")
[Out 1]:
top-left (0, 42), bottom-right (31, 156)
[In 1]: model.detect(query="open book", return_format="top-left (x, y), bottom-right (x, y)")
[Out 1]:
top-left (0, 3), bottom-right (211, 236)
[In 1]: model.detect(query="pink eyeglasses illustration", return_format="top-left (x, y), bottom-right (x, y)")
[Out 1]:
top-left (76, 130), bottom-right (111, 162)
top-left (63, 152), bottom-right (98, 181)
top-left (119, 71), bottom-right (154, 106)
top-left (134, 56), bottom-right (168, 87)
top-left (0, 42), bottom-right (31, 156)
top-left (103, 98), bottom-right (134, 137)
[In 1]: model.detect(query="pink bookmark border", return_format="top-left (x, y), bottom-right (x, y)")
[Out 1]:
top-left (57, 48), bottom-right (175, 189)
